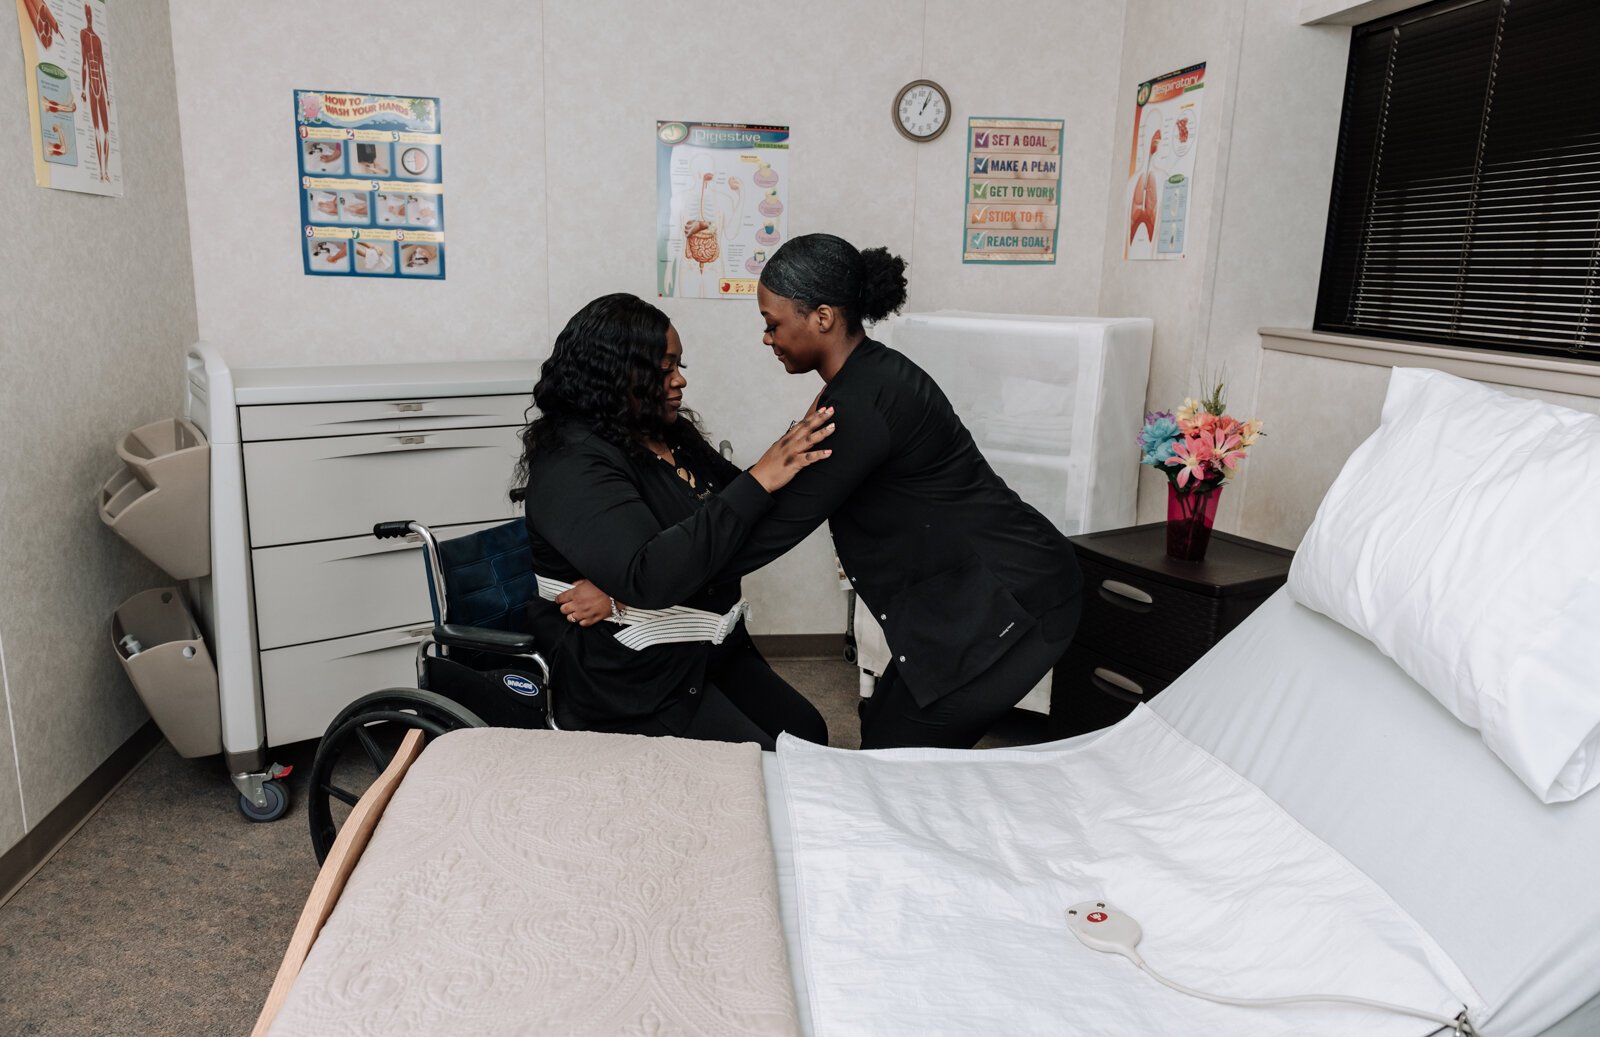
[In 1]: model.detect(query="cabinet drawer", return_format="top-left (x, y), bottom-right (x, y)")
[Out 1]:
top-left (1073, 557), bottom-right (1232, 679)
top-left (252, 521), bottom-right (506, 650)
top-left (239, 394), bottom-right (527, 441)
top-left (1047, 644), bottom-right (1172, 738)
top-left (261, 624), bottom-right (431, 746)
top-left (244, 426), bottom-right (522, 546)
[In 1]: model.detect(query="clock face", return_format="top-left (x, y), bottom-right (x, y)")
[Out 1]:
top-left (895, 80), bottom-right (950, 142)
top-left (401, 147), bottom-right (430, 175)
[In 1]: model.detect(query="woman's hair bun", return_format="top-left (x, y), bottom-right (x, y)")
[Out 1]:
top-left (857, 247), bottom-right (908, 324)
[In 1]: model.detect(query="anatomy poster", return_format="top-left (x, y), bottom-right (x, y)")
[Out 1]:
top-left (657, 121), bottom-right (789, 299)
top-left (15, 0), bottom-right (122, 195)
top-left (1125, 62), bottom-right (1205, 260)
top-left (963, 117), bottom-right (1063, 264)
top-left (296, 89), bottom-right (445, 279)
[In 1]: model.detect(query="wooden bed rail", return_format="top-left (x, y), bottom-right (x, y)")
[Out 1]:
top-left (250, 728), bottom-right (426, 1037)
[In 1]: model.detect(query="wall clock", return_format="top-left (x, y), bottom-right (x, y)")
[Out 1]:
top-left (894, 79), bottom-right (951, 142)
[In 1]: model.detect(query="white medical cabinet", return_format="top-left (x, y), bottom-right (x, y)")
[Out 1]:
top-left (179, 344), bottom-right (534, 815)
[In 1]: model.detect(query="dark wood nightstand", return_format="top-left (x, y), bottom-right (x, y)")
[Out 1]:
top-left (1048, 523), bottom-right (1293, 738)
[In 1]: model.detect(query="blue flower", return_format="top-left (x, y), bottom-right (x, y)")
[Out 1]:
top-left (1137, 412), bottom-right (1181, 466)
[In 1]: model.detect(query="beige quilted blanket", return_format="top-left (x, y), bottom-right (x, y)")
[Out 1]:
top-left (268, 729), bottom-right (799, 1037)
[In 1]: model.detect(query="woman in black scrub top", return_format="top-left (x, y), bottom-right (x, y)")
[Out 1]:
top-left (514, 293), bottom-right (833, 749)
top-left (563, 236), bottom-right (1083, 750)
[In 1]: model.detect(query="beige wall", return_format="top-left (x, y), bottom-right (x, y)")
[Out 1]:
top-left (1250, 349), bottom-right (1600, 545)
top-left (167, 2), bottom-right (551, 371)
top-left (1096, 0), bottom-right (1248, 521)
top-left (1103, 0), bottom-right (1595, 550)
top-left (1192, 0), bottom-right (1351, 545)
top-left (1100, 0), bottom-right (1353, 542)
top-left (0, 0), bottom-right (197, 857)
top-left (167, 0), bottom-right (1132, 635)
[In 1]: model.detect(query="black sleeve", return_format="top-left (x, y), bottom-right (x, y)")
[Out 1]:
top-left (713, 395), bottom-right (893, 580)
top-left (527, 443), bottom-right (773, 609)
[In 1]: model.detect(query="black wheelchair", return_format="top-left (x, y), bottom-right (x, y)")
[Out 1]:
top-left (306, 518), bottom-right (555, 863)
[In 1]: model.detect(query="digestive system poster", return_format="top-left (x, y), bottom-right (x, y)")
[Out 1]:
top-left (963, 117), bottom-right (1064, 264)
top-left (15, 0), bottom-right (122, 195)
top-left (657, 121), bottom-right (789, 299)
top-left (297, 89), bottom-right (445, 279)
top-left (1125, 63), bottom-right (1204, 260)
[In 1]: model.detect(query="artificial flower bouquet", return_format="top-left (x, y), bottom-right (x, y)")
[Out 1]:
top-left (1136, 383), bottom-right (1262, 559)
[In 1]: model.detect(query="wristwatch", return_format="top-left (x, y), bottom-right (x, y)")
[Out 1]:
top-left (609, 598), bottom-right (628, 622)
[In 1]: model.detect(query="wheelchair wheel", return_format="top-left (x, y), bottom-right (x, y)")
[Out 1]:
top-left (307, 688), bottom-right (486, 864)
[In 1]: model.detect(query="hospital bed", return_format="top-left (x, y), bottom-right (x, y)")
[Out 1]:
top-left (253, 368), bottom-right (1600, 1036)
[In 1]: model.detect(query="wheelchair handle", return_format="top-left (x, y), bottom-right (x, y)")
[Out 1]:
top-left (374, 520), bottom-right (448, 625)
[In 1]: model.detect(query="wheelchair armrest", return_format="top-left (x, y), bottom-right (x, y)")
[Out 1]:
top-left (434, 624), bottom-right (539, 656)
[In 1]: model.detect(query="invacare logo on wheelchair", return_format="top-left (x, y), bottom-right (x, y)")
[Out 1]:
top-left (502, 673), bottom-right (540, 697)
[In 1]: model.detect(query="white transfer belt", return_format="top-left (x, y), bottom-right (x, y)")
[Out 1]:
top-left (536, 576), bottom-right (749, 651)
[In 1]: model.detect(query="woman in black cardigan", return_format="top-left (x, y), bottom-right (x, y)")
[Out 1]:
top-left (516, 293), bottom-right (832, 749)
top-left (563, 235), bottom-right (1083, 750)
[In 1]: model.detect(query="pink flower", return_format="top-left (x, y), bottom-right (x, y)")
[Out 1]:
top-left (1155, 394), bottom-right (1260, 486)
top-left (1165, 438), bottom-right (1212, 488)
top-left (1205, 428), bottom-right (1245, 470)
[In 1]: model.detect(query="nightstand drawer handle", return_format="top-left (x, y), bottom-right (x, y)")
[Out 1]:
top-left (1091, 667), bottom-right (1145, 702)
top-left (1099, 580), bottom-right (1154, 611)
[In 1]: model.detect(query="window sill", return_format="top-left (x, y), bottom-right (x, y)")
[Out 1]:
top-left (1258, 327), bottom-right (1600, 401)
top-left (1299, 0), bottom-right (1429, 26)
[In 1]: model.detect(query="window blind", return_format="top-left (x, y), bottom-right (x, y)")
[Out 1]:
top-left (1315, 0), bottom-right (1600, 360)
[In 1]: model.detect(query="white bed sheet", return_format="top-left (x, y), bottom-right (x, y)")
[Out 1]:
top-left (1148, 591), bottom-right (1600, 1037)
top-left (763, 591), bottom-right (1600, 1037)
top-left (779, 708), bottom-right (1479, 1036)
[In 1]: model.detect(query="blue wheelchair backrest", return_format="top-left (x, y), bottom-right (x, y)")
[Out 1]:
top-left (427, 519), bottom-right (535, 632)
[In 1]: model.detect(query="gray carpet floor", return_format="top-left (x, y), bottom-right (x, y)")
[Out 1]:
top-left (0, 657), bottom-right (1047, 1036)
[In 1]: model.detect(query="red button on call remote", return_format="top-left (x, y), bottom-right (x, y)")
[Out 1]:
top-left (1087, 911), bottom-right (1108, 923)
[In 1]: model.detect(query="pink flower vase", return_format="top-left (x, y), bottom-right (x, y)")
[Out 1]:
top-left (1166, 482), bottom-right (1222, 561)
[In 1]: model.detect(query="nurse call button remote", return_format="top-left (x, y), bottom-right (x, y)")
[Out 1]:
top-left (1065, 900), bottom-right (1144, 958)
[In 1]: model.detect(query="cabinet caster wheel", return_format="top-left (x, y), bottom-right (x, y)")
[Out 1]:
top-left (237, 778), bottom-right (289, 822)
top-left (843, 644), bottom-right (858, 664)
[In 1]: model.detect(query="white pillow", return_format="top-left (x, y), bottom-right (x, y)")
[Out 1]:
top-left (1287, 367), bottom-right (1600, 803)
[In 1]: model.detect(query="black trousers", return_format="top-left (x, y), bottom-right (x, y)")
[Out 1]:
top-left (860, 598), bottom-right (1078, 750)
top-left (611, 637), bottom-right (828, 752)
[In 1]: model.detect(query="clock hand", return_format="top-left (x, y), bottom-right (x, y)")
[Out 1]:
top-left (920, 93), bottom-right (930, 115)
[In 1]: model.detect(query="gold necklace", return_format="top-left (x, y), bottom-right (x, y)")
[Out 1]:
top-left (649, 443), bottom-right (697, 490)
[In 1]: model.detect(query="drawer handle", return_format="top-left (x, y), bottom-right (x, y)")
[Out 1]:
top-left (394, 402), bottom-right (425, 413)
top-left (1091, 667), bottom-right (1146, 703)
top-left (337, 629), bottom-right (432, 658)
top-left (1099, 579), bottom-right (1154, 611)
top-left (321, 535), bottom-right (423, 561)
top-left (397, 435), bottom-right (428, 446)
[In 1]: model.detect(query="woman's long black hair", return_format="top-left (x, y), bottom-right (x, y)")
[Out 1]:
top-left (511, 293), bottom-right (716, 501)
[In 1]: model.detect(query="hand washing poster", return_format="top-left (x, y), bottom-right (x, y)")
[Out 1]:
top-left (1124, 62), bottom-right (1204, 260)
top-left (296, 89), bottom-right (445, 279)
top-left (963, 118), bottom-right (1063, 264)
top-left (14, 0), bottom-right (122, 195)
top-left (657, 121), bottom-right (789, 299)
